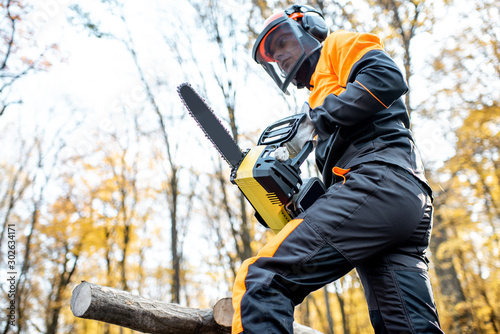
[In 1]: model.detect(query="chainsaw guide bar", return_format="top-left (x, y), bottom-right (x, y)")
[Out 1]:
top-left (177, 83), bottom-right (244, 168)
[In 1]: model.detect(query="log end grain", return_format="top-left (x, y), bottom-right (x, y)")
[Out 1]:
top-left (213, 297), bottom-right (233, 327)
top-left (71, 281), bottom-right (92, 317)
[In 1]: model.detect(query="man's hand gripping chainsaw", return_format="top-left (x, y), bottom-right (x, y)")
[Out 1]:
top-left (272, 103), bottom-right (317, 162)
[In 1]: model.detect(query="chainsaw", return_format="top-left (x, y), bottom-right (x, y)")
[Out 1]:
top-left (177, 83), bottom-right (325, 233)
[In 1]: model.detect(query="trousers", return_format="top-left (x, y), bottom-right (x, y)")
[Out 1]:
top-left (232, 163), bottom-right (443, 333)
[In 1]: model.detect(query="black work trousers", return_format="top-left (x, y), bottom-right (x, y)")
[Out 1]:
top-left (232, 163), bottom-right (443, 333)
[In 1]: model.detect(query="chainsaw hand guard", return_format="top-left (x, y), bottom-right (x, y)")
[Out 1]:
top-left (258, 113), bottom-right (308, 146)
top-left (259, 104), bottom-right (316, 165)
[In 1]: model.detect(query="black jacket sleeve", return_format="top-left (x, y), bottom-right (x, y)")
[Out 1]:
top-left (310, 50), bottom-right (408, 140)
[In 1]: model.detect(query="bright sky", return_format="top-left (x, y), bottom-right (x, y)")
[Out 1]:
top-left (15, 0), bottom-right (459, 166)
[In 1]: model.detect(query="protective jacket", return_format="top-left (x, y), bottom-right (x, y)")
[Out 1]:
top-left (308, 30), bottom-right (430, 191)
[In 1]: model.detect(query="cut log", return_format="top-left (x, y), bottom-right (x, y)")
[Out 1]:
top-left (71, 281), bottom-right (228, 334)
top-left (71, 281), bottom-right (323, 334)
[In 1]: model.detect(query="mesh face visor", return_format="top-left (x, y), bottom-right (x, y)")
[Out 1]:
top-left (253, 17), bottom-right (321, 94)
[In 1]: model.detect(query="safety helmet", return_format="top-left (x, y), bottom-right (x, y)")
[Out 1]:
top-left (252, 4), bottom-right (329, 94)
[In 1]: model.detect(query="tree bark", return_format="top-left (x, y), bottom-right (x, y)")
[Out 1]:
top-left (323, 287), bottom-right (334, 334)
top-left (71, 281), bottom-right (324, 334)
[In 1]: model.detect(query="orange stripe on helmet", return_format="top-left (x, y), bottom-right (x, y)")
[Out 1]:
top-left (263, 11), bottom-right (284, 26)
top-left (289, 12), bottom-right (304, 20)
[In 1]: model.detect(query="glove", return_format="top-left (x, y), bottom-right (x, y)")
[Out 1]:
top-left (284, 103), bottom-right (316, 159)
top-left (273, 146), bottom-right (290, 161)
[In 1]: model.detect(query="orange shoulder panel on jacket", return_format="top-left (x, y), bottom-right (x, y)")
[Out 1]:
top-left (308, 30), bottom-right (384, 109)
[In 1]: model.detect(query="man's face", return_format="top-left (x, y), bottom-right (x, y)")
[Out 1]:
top-left (253, 17), bottom-right (322, 93)
top-left (267, 27), bottom-right (302, 75)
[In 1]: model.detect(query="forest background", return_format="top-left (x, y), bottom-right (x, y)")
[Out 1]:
top-left (0, 0), bottom-right (498, 333)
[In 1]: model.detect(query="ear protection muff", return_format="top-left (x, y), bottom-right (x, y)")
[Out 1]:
top-left (285, 4), bottom-right (329, 42)
top-left (302, 12), bottom-right (329, 42)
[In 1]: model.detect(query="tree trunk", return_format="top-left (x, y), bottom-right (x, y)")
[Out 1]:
top-left (430, 213), bottom-right (474, 332)
top-left (71, 281), bottom-right (324, 334)
top-left (334, 286), bottom-right (349, 334)
top-left (323, 287), bottom-right (334, 334)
